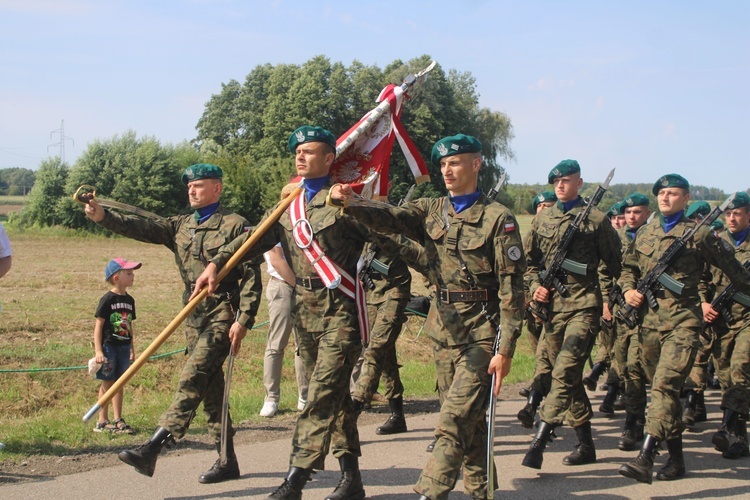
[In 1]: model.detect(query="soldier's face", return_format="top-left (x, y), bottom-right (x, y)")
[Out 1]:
top-left (552, 174), bottom-right (582, 202)
top-left (657, 188), bottom-right (689, 216)
top-left (440, 153), bottom-right (481, 197)
top-left (624, 206), bottom-right (650, 229)
top-left (613, 215), bottom-right (626, 229)
top-left (536, 201), bottom-right (555, 213)
top-left (187, 179), bottom-right (222, 209)
top-left (295, 142), bottom-right (334, 179)
top-left (724, 207), bottom-right (749, 233)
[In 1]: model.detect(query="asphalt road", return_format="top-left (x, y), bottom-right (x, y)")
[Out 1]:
top-left (1, 389), bottom-right (748, 499)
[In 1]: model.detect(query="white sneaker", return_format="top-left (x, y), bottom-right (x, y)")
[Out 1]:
top-left (259, 401), bottom-right (278, 417)
top-left (297, 398), bottom-right (307, 411)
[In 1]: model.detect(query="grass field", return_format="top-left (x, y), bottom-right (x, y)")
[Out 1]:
top-left (0, 215), bottom-right (538, 460)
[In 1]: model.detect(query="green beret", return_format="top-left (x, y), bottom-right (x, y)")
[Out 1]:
top-left (686, 201), bottom-right (711, 219)
top-left (607, 201), bottom-right (625, 217)
top-left (727, 191), bottom-right (750, 210)
top-left (652, 173), bottom-right (689, 195)
top-left (622, 192), bottom-right (650, 208)
top-left (430, 134), bottom-right (482, 166)
top-left (287, 126), bottom-right (337, 154)
top-left (181, 163), bottom-right (223, 185)
top-left (548, 159), bottom-right (581, 184)
top-left (532, 191), bottom-right (557, 212)
top-left (711, 219), bottom-right (725, 231)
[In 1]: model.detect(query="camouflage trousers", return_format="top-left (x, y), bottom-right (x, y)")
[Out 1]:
top-left (158, 319), bottom-right (232, 443)
top-left (525, 308), bottom-right (543, 355)
top-left (684, 324), bottom-right (721, 392)
top-left (352, 298), bottom-right (408, 404)
top-left (538, 308), bottom-right (598, 427)
top-left (640, 326), bottom-right (700, 440)
top-left (530, 330), bottom-right (552, 396)
top-left (615, 321), bottom-right (647, 418)
top-left (415, 338), bottom-right (497, 500)
top-left (595, 318), bottom-right (622, 387)
top-left (717, 321), bottom-right (750, 417)
top-left (290, 321), bottom-right (362, 470)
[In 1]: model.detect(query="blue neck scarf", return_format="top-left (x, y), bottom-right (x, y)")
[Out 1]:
top-left (730, 227), bottom-right (750, 247)
top-left (194, 202), bottom-right (220, 224)
top-left (450, 189), bottom-right (482, 214)
top-left (557, 197), bottom-right (581, 214)
top-left (303, 175), bottom-right (329, 203)
top-left (661, 211), bottom-right (684, 233)
top-left (626, 227), bottom-right (638, 241)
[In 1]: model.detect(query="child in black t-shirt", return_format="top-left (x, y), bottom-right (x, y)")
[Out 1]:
top-left (93, 257), bottom-right (141, 434)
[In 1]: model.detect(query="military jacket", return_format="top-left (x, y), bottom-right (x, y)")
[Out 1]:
top-left (212, 181), bottom-right (370, 333)
top-left (362, 235), bottom-right (413, 306)
top-left (100, 208), bottom-right (261, 329)
top-left (526, 200), bottom-right (622, 313)
top-left (619, 216), bottom-right (750, 332)
top-left (704, 230), bottom-right (750, 329)
top-left (347, 194), bottom-right (525, 356)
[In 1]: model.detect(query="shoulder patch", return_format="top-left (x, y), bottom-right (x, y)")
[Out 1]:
top-left (504, 220), bottom-right (516, 233)
top-left (507, 245), bottom-right (522, 261)
top-left (719, 237), bottom-right (735, 254)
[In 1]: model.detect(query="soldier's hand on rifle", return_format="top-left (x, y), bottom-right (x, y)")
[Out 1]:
top-left (229, 322), bottom-right (247, 355)
top-left (702, 302), bottom-right (719, 323)
top-left (602, 303), bottom-right (612, 322)
top-left (532, 286), bottom-right (550, 303)
top-left (624, 289), bottom-right (644, 308)
top-left (84, 198), bottom-right (105, 222)
top-left (190, 262), bottom-right (218, 300)
top-left (488, 354), bottom-right (512, 396)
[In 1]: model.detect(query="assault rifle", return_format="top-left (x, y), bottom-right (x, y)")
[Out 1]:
top-left (529, 168), bottom-right (616, 322)
top-left (602, 284), bottom-right (628, 328)
top-left (616, 193), bottom-right (736, 328)
top-left (486, 172), bottom-right (507, 200)
top-left (711, 259), bottom-right (750, 323)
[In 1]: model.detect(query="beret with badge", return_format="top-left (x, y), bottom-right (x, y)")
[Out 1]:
top-left (430, 134), bottom-right (482, 166)
top-left (287, 126), bottom-right (337, 154)
top-left (532, 190), bottom-right (558, 212)
top-left (622, 192), bottom-right (650, 208)
top-left (181, 163), bottom-right (223, 185)
top-left (727, 191), bottom-right (750, 210)
top-left (547, 159), bottom-right (581, 184)
top-left (607, 201), bottom-right (625, 217)
top-left (652, 173), bottom-right (689, 195)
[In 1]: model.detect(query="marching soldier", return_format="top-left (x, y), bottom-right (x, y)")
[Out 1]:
top-left (192, 126), bottom-right (370, 500)
top-left (329, 134), bottom-right (526, 500)
top-left (84, 164), bottom-right (262, 483)
top-left (618, 175), bottom-right (750, 483)
top-left (520, 159), bottom-right (622, 470)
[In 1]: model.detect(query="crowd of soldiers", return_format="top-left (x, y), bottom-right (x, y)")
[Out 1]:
top-left (84, 125), bottom-right (750, 499)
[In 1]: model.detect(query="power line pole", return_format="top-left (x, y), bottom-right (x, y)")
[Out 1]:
top-left (48, 120), bottom-right (74, 164)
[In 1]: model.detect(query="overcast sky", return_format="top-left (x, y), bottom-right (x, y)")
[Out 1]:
top-left (1, 0), bottom-right (747, 192)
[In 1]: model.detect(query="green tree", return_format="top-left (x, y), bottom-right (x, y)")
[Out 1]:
top-left (15, 158), bottom-right (69, 226)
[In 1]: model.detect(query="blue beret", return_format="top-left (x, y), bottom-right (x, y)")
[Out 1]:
top-left (548, 159), bottom-right (581, 184)
top-left (532, 191), bottom-right (557, 212)
top-left (288, 126), bottom-right (337, 154)
top-left (181, 163), bottom-right (223, 185)
top-left (430, 134), bottom-right (482, 166)
top-left (622, 192), bottom-right (650, 208)
top-left (727, 191), bottom-right (750, 210)
top-left (652, 173), bottom-right (689, 195)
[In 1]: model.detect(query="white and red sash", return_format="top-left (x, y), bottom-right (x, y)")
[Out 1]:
top-left (288, 191), bottom-right (369, 343)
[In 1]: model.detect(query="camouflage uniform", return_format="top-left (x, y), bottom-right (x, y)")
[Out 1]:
top-left (98, 208), bottom-right (261, 442)
top-left (618, 216), bottom-right (750, 441)
top-left (352, 237), bottom-right (412, 405)
top-left (525, 199), bottom-right (622, 428)
top-left (211, 181), bottom-right (369, 470)
top-left (345, 194), bottom-right (525, 499)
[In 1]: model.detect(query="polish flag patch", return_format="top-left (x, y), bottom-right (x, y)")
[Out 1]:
top-left (504, 221), bottom-right (516, 232)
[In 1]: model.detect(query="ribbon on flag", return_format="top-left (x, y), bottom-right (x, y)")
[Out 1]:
top-left (330, 84), bottom-right (430, 200)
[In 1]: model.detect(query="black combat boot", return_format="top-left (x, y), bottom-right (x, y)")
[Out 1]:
top-left (618, 412), bottom-right (644, 451)
top-left (723, 418), bottom-right (749, 459)
top-left (613, 390), bottom-right (626, 411)
top-left (517, 389), bottom-right (543, 429)
top-left (325, 453), bottom-right (365, 500)
top-left (199, 438), bottom-right (240, 484)
top-left (267, 467), bottom-right (311, 500)
top-left (656, 436), bottom-right (686, 481)
top-left (583, 362), bottom-right (609, 391)
top-left (118, 427), bottom-right (173, 477)
top-left (562, 421), bottom-right (597, 465)
top-left (521, 421), bottom-right (555, 469)
top-left (376, 397), bottom-right (407, 435)
top-left (599, 384), bottom-right (618, 416)
top-left (519, 385), bottom-right (531, 398)
top-left (693, 391), bottom-right (707, 423)
top-left (682, 390), bottom-right (698, 427)
top-left (712, 409), bottom-right (739, 452)
top-left (619, 434), bottom-right (660, 484)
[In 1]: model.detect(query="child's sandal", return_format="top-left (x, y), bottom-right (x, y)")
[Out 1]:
top-left (113, 418), bottom-right (135, 435)
top-left (93, 420), bottom-right (115, 433)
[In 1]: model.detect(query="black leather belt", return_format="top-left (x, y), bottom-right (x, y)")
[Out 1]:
top-left (296, 276), bottom-right (326, 290)
top-left (438, 289), bottom-right (492, 303)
